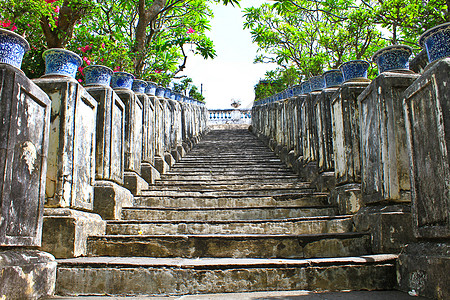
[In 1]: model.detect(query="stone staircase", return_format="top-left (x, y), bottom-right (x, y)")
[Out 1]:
top-left (55, 129), bottom-right (397, 296)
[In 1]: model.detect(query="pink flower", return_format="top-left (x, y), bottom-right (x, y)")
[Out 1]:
top-left (83, 57), bottom-right (91, 65)
top-left (187, 28), bottom-right (195, 34)
top-left (78, 66), bottom-right (84, 75)
top-left (10, 25), bottom-right (17, 31)
top-left (101, 43), bottom-right (105, 48)
top-left (2, 20), bottom-right (11, 28)
top-left (78, 79), bottom-right (82, 83)
top-left (154, 69), bottom-right (162, 74)
top-left (100, 58), bottom-right (104, 62)
top-left (53, 6), bottom-right (60, 13)
top-left (44, 0), bottom-right (58, 3)
top-left (114, 66), bottom-right (120, 72)
top-left (27, 24), bottom-right (31, 27)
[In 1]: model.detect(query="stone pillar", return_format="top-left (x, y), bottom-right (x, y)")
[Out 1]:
top-left (355, 71), bottom-right (419, 253)
top-left (330, 79), bottom-right (371, 214)
top-left (0, 64), bottom-right (56, 299)
top-left (398, 58), bottom-right (450, 300)
top-left (34, 76), bottom-right (105, 258)
top-left (85, 85), bottom-right (133, 220)
top-left (114, 89), bottom-right (149, 195)
top-left (138, 92), bottom-right (160, 184)
top-left (161, 98), bottom-right (176, 167)
top-left (313, 87), bottom-right (339, 191)
top-left (152, 96), bottom-right (169, 174)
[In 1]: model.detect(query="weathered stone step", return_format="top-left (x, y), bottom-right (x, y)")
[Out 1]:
top-left (173, 160), bottom-right (284, 166)
top-left (156, 178), bottom-right (309, 185)
top-left (55, 255), bottom-right (397, 296)
top-left (106, 215), bottom-right (353, 235)
top-left (138, 189), bottom-right (317, 198)
top-left (160, 174), bottom-right (300, 181)
top-left (165, 171), bottom-right (296, 177)
top-left (149, 182), bottom-right (312, 191)
top-left (86, 232), bottom-right (370, 258)
top-left (169, 166), bottom-right (292, 173)
top-left (122, 205), bottom-right (337, 221)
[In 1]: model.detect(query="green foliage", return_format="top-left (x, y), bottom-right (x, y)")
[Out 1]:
top-left (254, 66), bottom-right (300, 101)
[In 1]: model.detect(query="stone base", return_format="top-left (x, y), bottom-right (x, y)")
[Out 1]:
top-left (177, 145), bottom-right (186, 157)
top-left (41, 208), bottom-right (105, 258)
top-left (94, 181), bottom-right (133, 220)
top-left (313, 171), bottom-right (336, 192)
top-left (182, 141), bottom-right (192, 153)
top-left (164, 152), bottom-right (176, 166)
top-left (398, 241), bottom-right (449, 299)
top-left (155, 156), bottom-right (170, 174)
top-left (331, 183), bottom-right (362, 215)
top-left (141, 162), bottom-right (161, 184)
top-left (286, 150), bottom-right (299, 169)
top-left (298, 161), bottom-right (319, 182)
top-left (171, 149), bottom-right (182, 162)
top-left (0, 249), bottom-right (56, 299)
top-left (124, 171), bottom-right (149, 196)
top-left (354, 204), bottom-right (414, 253)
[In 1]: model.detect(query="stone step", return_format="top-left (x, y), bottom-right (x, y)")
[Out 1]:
top-left (156, 178), bottom-right (309, 185)
top-left (165, 171), bottom-right (296, 177)
top-left (148, 182), bottom-right (312, 191)
top-left (122, 206), bottom-right (338, 221)
top-left (55, 255), bottom-right (397, 296)
top-left (87, 232), bottom-right (370, 258)
top-left (106, 215), bottom-right (353, 235)
top-left (168, 166), bottom-right (293, 173)
top-left (173, 160), bottom-right (284, 166)
top-left (160, 174), bottom-right (300, 181)
top-left (138, 190), bottom-right (318, 198)
top-left (134, 193), bottom-right (329, 208)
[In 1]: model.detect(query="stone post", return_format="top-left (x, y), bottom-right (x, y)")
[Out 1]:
top-left (161, 98), bottom-right (176, 167)
top-left (313, 87), bottom-right (339, 191)
top-left (137, 92), bottom-right (160, 184)
top-left (0, 64), bottom-right (56, 299)
top-left (398, 58), bottom-right (450, 300)
top-left (33, 76), bottom-right (105, 258)
top-left (114, 89), bottom-right (149, 195)
top-left (330, 79), bottom-right (371, 214)
top-left (153, 90), bottom-right (169, 174)
top-left (85, 85), bottom-right (133, 220)
top-left (355, 71), bottom-right (419, 253)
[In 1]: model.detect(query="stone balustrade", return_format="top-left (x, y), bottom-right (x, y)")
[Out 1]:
top-left (252, 58), bottom-right (450, 300)
top-left (208, 109), bottom-right (252, 125)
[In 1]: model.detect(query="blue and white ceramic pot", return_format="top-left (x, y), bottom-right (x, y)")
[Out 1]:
top-left (145, 81), bottom-right (157, 96)
top-left (340, 60), bottom-right (370, 82)
top-left (42, 48), bottom-right (82, 78)
top-left (310, 75), bottom-right (325, 91)
top-left (155, 86), bottom-right (165, 97)
top-left (132, 79), bottom-right (147, 93)
top-left (372, 45), bottom-right (412, 74)
top-left (170, 92), bottom-right (176, 100)
top-left (287, 87), bottom-right (294, 98)
top-left (292, 84), bottom-right (301, 96)
top-left (164, 88), bottom-right (172, 99)
top-left (0, 28), bottom-right (30, 69)
top-left (300, 81), bottom-right (311, 94)
top-left (419, 22), bottom-right (450, 63)
top-left (323, 70), bottom-right (344, 88)
top-left (83, 65), bottom-right (113, 86)
top-left (110, 71), bottom-right (135, 90)
top-left (175, 93), bottom-right (182, 101)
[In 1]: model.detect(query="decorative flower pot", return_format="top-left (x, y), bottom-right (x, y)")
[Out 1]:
top-left (372, 45), bottom-right (412, 74)
top-left (310, 75), bottom-right (325, 91)
top-left (110, 71), bottom-right (135, 90)
top-left (164, 88), bottom-right (172, 99)
top-left (145, 81), bottom-right (157, 96)
top-left (292, 84), bottom-right (301, 96)
top-left (155, 86), bottom-right (165, 97)
top-left (323, 69), bottom-right (344, 88)
top-left (131, 79), bottom-right (147, 93)
top-left (83, 65), bottom-right (113, 86)
top-left (287, 87), bottom-right (294, 98)
top-left (419, 22), bottom-right (450, 63)
top-left (175, 93), bottom-right (182, 101)
top-left (301, 81), bottom-right (311, 94)
top-left (0, 28), bottom-right (30, 69)
top-left (42, 48), bottom-right (82, 78)
top-left (340, 60), bottom-right (370, 81)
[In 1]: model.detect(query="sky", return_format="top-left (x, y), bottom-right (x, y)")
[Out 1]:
top-left (177, 0), bottom-right (275, 109)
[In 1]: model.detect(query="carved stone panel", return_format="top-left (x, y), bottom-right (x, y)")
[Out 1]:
top-left (138, 93), bottom-right (154, 165)
top-left (0, 65), bottom-right (51, 246)
top-left (359, 71), bottom-right (419, 204)
top-left (115, 89), bottom-right (143, 175)
top-left (403, 58), bottom-right (450, 239)
top-left (34, 77), bottom-right (97, 211)
top-left (331, 80), bottom-right (370, 186)
top-left (86, 86), bottom-right (125, 184)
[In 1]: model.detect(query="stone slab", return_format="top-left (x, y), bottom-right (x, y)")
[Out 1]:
top-left (165, 152), bottom-right (176, 166)
top-left (155, 156), bottom-right (169, 174)
top-left (330, 183), bottom-right (362, 215)
top-left (124, 171), bottom-right (149, 196)
top-left (41, 208), bottom-right (106, 258)
top-left (0, 249), bottom-right (56, 299)
top-left (94, 181), bottom-right (133, 220)
top-left (55, 255), bottom-right (397, 296)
